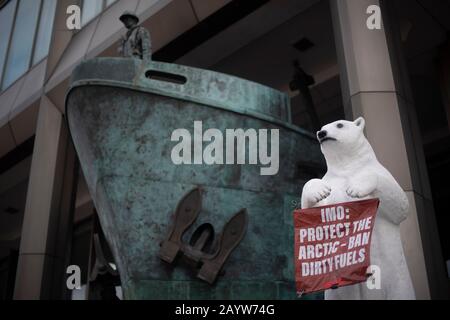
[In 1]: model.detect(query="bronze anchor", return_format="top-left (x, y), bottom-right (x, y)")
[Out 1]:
top-left (159, 187), bottom-right (248, 284)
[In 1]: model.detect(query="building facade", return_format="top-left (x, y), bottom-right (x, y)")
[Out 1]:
top-left (0, 0), bottom-right (449, 299)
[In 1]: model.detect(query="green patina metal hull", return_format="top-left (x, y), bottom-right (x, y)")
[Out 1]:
top-left (65, 57), bottom-right (323, 299)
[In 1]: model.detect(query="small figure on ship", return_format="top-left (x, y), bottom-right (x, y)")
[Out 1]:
top-left (118, 11), bottom-right (152, 61)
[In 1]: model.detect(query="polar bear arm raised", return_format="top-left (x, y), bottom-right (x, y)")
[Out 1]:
top-left (301, 179), bottom-right (331, 209)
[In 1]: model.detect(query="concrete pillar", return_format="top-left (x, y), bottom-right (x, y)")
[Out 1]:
top-left (14, 96), bottom-right (78, 300)
top-left (45, 0), bottom-right (81, 82)
top-left (330, 0), bottom-right (448, 299)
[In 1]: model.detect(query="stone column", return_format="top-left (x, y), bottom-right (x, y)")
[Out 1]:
top-left (45, 0), bottom-right (81, 82)
top-left (330, 0), bottom-right (448, 299)
top-left (14, 96), bottom-right (78, 300)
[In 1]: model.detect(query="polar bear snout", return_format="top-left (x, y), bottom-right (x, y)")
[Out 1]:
top-left (317, 130), bottom-right (337, 144)
top-left (317, 130), bottom-right (328, 140)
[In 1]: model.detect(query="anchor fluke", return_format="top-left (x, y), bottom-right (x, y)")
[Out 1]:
top-left (159, 188), bottom-right (202, 264)
top-left (159, 188), bottom-right (248, 284)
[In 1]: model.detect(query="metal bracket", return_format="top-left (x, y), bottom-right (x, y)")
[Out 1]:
top-left (159, 187), bottom-right (248, 284)
top-left (90, 233), bottom-right (119, 282)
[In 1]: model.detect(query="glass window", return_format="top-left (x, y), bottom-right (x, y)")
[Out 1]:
top-left (81, 0), bottom-right (103, 26)
top-left (2, 0), bottom-right (41, 89)
top-left (0, 0), bottom-right (113, 92)
top-left (33, 0), bottom-right (57, 65)
top-left (0, 0), bottom-right (17, 88)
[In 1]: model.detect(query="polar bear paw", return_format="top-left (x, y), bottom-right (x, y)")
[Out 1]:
top-left (301, 179), bottom-right (331, 208)
top-left (346, 185), bottom-right (369, 199)
top-left (346, 179), bottom-right (376, 199)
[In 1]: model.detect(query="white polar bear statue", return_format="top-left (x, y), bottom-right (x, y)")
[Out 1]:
top-left (301, 117), bottom-right (415, 300)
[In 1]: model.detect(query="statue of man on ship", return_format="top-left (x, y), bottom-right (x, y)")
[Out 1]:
top-left (118, 11), bottom-right (152, 61)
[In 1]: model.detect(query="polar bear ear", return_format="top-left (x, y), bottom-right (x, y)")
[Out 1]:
top-left (354, 117), bottom-right (365, 130)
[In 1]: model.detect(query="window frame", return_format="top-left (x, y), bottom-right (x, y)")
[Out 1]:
top-left (1, 0), bottom-right (44, 91)
top-left (0, 0), bottom-right (118, 92)
top-left (32, 0), bottom-right (58, 66)
top-left (0, 0), bottom-right (19, 90)
top-left (30, 0), bottom-right (45, 66)
top-left (80, 0), bottom-right (117, 29)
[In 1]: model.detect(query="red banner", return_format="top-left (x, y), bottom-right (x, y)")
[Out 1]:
top-left (293, 198), bottom-right (380, 295)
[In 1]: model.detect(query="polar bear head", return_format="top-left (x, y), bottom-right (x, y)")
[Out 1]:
top-left (316, 117), bottom-right (368, 158)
